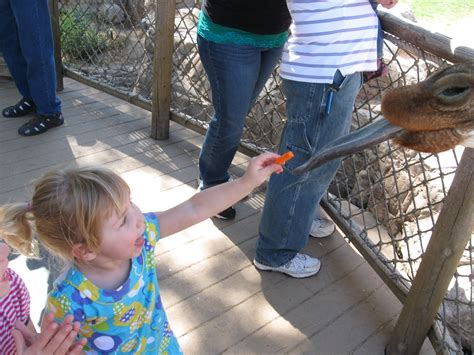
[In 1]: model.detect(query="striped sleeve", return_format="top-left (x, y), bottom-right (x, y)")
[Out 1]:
top-left (0, 269), bottom-right (31, 355)
top-left (8, 269), bottom-right (30, 324)
top-left (0, 316), bottom-right (17, 355)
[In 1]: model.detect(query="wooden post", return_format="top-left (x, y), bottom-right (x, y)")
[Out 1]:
top-left (49, 0), bottom-right (64, 91)
top-left (151, 0), bottom-right (176, 140)
top-left (386, 148), bottom-right (474, 355)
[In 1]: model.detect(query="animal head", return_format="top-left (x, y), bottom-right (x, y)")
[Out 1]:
top-left (382, 61), bottom-right (474, 153)
top-left (293, 62), bottom-right (474, 174)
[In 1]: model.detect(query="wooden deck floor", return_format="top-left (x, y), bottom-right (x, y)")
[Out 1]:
top-left (0, 77), bottom-right (434, 354)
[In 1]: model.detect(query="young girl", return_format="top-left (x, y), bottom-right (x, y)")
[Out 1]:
top-left (0, 243), bottom-right (86, 354)
top-left (0, 152), bottom-right (282, 354)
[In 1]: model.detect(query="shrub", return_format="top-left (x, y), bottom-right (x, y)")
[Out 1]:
top-left (60, 10), bottom-right (110, 62)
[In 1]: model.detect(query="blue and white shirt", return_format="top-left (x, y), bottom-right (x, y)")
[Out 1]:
top-left (281, 0), bottom-right (379, 83)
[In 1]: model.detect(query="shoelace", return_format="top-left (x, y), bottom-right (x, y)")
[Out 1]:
top-left (285, 254), bottom-right (307, 270)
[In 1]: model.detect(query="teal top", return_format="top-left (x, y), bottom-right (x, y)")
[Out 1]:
top-left (197, 11), bottom-right (288, 48)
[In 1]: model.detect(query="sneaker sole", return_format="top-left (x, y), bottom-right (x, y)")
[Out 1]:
top-left (253, 259), bottom-right (321, 279)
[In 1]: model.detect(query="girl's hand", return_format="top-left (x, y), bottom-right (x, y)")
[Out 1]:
top-left (378, 0), bottom-right (398, 9)
top-left (13, 314), bottom-right (86, 355)
top-left (241, 152), bottom-right (284, 189)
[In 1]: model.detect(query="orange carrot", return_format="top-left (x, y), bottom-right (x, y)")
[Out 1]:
top-left (274, 151), bottom-right (294, 165)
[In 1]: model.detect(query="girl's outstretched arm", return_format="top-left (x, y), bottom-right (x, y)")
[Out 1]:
top-left (157, 152), bottom-right (283, 237)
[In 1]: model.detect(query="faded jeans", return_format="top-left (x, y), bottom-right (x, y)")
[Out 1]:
top-left (0, 0), bottom-right (61, 115)
top-left (255, 71), bottom-right (363, 266)
top-left (197, 34), bottom-right (283, 188)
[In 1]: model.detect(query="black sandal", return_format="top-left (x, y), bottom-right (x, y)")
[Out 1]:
top-left (2, 98), bottom-right (36, 117)
top-left (18, 112), bottom-right (64, 136)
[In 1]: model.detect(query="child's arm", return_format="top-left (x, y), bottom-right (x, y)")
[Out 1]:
top-left (156, 152), bottom-right (283, 237)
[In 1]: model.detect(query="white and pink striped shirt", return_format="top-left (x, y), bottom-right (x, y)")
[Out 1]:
top-left (281, 0), bottom-right (379, 83)
top-left (0, 269), bottom-right (30, 355)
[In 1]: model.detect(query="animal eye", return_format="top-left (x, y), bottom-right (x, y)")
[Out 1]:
top-left (441, 86), bottom-right (469, 97)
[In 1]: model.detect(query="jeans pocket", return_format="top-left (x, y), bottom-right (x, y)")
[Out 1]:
top-left (283, 120), bottom-right (313, 170)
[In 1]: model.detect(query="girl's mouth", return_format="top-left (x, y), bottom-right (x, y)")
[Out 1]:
top-left (134, 236), bottom-right (145, 247)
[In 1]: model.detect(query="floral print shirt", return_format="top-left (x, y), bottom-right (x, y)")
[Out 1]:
top-left (47, 213), bottom-right (182, 354)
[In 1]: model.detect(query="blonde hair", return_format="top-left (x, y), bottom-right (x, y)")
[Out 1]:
top-left (0, 166), bottom-right (130, 262)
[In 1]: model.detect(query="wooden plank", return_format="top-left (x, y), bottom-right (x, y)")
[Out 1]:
top-left (174, 240), bottom-right (380, 354)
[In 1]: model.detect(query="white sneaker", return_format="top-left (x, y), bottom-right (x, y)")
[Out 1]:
top-left (309, 217), bottom-right (335, 238)
top-left (253, 253), bottom-right (321, 278)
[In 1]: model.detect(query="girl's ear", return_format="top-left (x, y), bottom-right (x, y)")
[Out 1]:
top-left (72, 244), bottom-right (96, 262)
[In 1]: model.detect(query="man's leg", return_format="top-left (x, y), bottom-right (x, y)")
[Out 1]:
top-left (9, 0), bottom-right (61, 116)
top-left (0, 0), bottom-right (31, 100)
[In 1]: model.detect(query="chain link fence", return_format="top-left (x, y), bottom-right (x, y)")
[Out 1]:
top-left (55, 0), bottom-right (473, 352)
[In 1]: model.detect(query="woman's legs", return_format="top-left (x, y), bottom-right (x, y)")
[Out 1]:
top-left (197, 35), bottom-right (282, 188)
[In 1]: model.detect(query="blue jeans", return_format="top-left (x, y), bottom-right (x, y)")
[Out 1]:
top-left (0, 0), bottom-right (61, 115)
top-left (197, 35), bottom-right (283, 188)
top-left (255, 71), bottom-right (363, 266)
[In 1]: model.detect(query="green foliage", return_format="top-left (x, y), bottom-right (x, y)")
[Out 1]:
top-left (60, 11), bottom-right (110, 62)
top-left (400, 0), bottom-right (474, 23)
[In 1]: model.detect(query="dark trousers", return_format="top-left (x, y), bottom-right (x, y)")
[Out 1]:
top-left (0, 0), bottom-right (61, 115)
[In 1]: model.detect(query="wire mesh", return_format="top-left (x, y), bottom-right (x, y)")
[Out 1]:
top-left (57, 0), bottom-right (472, 352)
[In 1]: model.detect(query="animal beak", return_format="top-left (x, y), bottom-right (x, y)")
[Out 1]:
top-left (292, 118), bottom-right (404, 175)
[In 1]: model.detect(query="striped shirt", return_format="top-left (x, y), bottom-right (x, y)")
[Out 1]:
top-left (281, 0), bottom-right (379, 83)
top-left (0, 269), bottom-right (30, 355)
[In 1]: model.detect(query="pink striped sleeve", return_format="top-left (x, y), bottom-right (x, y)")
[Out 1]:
top-left (8, 269), bottom-right (30, 324)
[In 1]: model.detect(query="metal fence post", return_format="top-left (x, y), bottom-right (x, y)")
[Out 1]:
top-left (151, 0), bottom-right (176, 140)
top-left (386, 148), bottom-right (474, 354)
